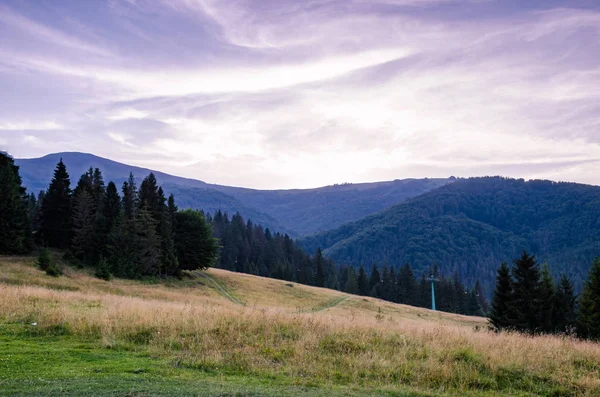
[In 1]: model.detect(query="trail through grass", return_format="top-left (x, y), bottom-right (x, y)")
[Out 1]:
top-left (195, 271), bottom-right (244, 305)
top-left (310, 295), bottom-right (349, 312)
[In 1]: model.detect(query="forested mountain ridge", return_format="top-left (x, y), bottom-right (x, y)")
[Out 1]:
top-left (15, 152), bottom-right (451, 236)
top-left (301, 177), bottom-right (600, 296)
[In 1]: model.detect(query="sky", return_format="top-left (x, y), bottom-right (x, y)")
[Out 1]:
top-left (0, 0), bottom-right (599, 189)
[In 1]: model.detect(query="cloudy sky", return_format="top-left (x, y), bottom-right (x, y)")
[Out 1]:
top-left (1, 0), bottom-right (599, 189)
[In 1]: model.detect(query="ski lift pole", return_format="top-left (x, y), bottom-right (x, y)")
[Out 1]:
top-left (430, 275), bottom-right (436, 311)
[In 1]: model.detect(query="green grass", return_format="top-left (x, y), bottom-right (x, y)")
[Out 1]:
top-left (194, 271), bottom-right (245, 306)
top-left (0, 324), bottom-right (434, 397)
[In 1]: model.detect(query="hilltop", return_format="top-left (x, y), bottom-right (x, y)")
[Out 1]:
top-left (15, 152), bottom-right (451, 236)
top-left (2, 255), bottom-right (600, 396)
top-left (301, 177), bottom-right (600, 296)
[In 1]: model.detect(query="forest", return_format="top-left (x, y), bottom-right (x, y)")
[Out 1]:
top-left (302, 176), bottom-right (600, 296)
top-left (489, 251), bottom-right (600, 341)
top-left (1, 152), bottom-right (485, 317)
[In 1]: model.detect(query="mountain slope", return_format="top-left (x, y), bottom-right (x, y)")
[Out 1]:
top-left (15, 152), bottom-right (451, 236)
top-left (301, 177), bottom-right (600, 295)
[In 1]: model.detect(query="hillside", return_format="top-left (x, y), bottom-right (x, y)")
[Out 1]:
top-left (2, 255), bottom-right (600, 396)
top-left (301, 177), bottom-right (600, 296)
top-left (15, 152), bottom-right (451, 236)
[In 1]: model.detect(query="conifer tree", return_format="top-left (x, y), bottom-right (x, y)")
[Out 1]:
top-left (369, 264), bottom-right (381, 297)
top-left (0, 153), bottom-right (32, 254)
top-left (489, 262), bottom-right (513, 331)
top-left (174, 209), bottom-right (219, 272)
top-left (314, 248), bottom-right (326, 287)
top-left (577, 258), bottom-right (600, 340)
top-left (397, 262), bottom-right (416, 305)
top-left (357, 265), bottom-right (369, 296)
top-left (509, 252), bottom-right (542, 333)
top-left (539, 263), bottom-right (556, 333)
top-left (554, 274), bottom-right (577, 334)
top-left (40, 159), bottom-right (72, 248)
top-left (102, 182), bottom-right (121, 233)
top-left (0, 152), bottom-right (32, 254)
top-left (345, 267), bottom-right (358, 294)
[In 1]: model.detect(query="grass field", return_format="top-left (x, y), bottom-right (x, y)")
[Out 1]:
top-left (1, 255), bottom-right (600, 396)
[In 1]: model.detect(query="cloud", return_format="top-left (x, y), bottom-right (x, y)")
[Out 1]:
top-left (1, 0), bottom-right (599, 188)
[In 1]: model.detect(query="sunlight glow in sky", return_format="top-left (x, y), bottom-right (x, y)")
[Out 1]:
top-left (1, 0), bottom-right (599, 188)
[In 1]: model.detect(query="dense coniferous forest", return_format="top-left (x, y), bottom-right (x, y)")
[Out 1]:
top-left (489, 251), bottom-right (600, 340)
top-left (301, 177), bottom-right (600, 296)
top-left (6, 151), bottom-right (600, 335)
top-left (2, 152), bottom-right (485, 317)
top-left (207, 210), bottom-right (488, 316)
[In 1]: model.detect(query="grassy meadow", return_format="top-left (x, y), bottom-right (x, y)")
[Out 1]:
top-left (1, 255), bottom-right (600, 396)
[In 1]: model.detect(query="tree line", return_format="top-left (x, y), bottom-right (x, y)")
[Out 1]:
top-left (1, 153), bottom-right (218, 278)
top-left (208, 210), bottom-right (487, 316)
top-left (2, 152), bottom-right (486, 316)
top-left (490, 251), bottom-right (600, 341)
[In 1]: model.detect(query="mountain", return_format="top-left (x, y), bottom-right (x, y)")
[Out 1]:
top-left (15, 152), bottom-right (451, 236)
top-left (301, 177), bottom-right (600, 296)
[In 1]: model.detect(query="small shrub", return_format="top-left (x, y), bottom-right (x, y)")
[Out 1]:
top-left (45, 263), bottom-right (62, 277)
top-left (36, 248), bottom-right (52, 271)
top-left (95, 257), bottom-right (112, 281)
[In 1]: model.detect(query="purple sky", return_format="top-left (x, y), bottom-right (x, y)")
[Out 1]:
top-left (1, 0), bottom-right (599, 189)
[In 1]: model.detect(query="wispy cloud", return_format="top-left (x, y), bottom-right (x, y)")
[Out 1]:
top-left (1, 0), bottom-right (599, 188)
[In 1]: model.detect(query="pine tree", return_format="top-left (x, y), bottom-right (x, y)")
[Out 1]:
top-left (474, 280), bottom-right (489, 314)
top-left (174, 209), bottom-right (219, 272)
top-left (369, 264), bottom-right (381, 297)
top-left (103, 182), bottom-right (121, 232)
top-left (509, 252), bottom-right (542, 333)
top-left (40, 159), bottom-right (72, 248)
top-left (397, 262), bottom-right (416, 305)
top-left (71, 189), bottom-right (95, 263)
top-left (0, 153), bottom-right (32, 254)
top-left (314, 248), bottom-right (326, 287)
top-left (539, 263), bottom-right (556, 333)
top-left (345, 267), bottom-right (358, 294)
top-left (577, 258), bottom-right (600, 340)
top-left (489, 262), bottom-right (513, 331)
top-left (554, 274), bottom-right (577, 334)
top-left (357, 265), bottom-right (369, 296)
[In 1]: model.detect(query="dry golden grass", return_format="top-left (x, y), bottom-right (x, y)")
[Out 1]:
top-left (2, 256), bottom-right (600, 396)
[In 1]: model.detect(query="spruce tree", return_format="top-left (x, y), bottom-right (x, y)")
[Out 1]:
top-left (345, 267), bottom-right (358, 294)
top-left (489, 262), bottom-right (513, 331)
top-left (174, 209), bottom-right (219, 272)
top-left (357, 265), bottom-right (369, 296)
top-left (40, 159), bottom-right (72, 248)
top-left (314, 248), bottom-right (326, 287)
top-left (539, 263), bottom-right (556, 333)
top-left (369, 264), bottom-right (381, 297)
top-left (103, 182), bottom-right (121, 232)
top-left (554, 274), bottom-right (577, 334)
top-left (577, 258), bottom-right (600, 340)
top-left (509, 251), bottom-right (542, 333)
top-left (0, 153), bottom-right (32, 254)
top-left (397, 262), bottom-right (416, 305)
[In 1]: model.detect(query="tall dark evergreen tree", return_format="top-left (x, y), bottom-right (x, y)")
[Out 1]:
top-left (509, 251), bottom-right (542, 333)
top-left (0, 153), bottom-right (32, 254)
top-left (538, 263), bottom-right (556, 333)
top-left (577, 258), bottom-right (600, 340)
top-left (489, 262), bottom-right (513, 331)
top-left (397, 262), bottom-right (416, 305)
top-left (40, 159), bottom-right (72, 248)
top-left (554, 274), bottom-right (577, 334)
top-left (369, 264), bottom-right (381, 297)
top-left (314, 248), bottom-right (326, 287)
top-left (357, 265), bottom-right (369, 296)
top-left (345, 266), bottom-right (358, 294)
